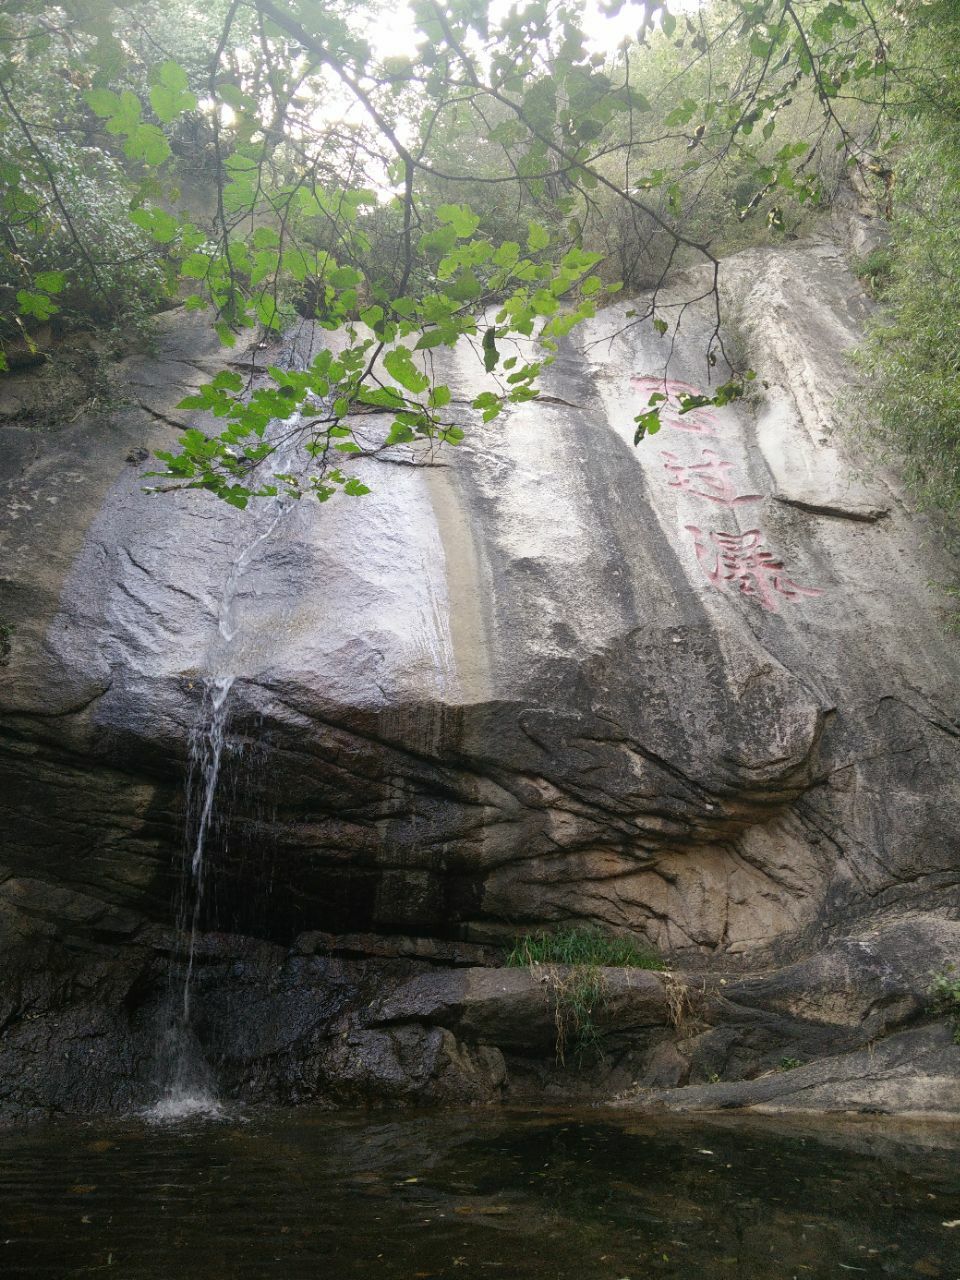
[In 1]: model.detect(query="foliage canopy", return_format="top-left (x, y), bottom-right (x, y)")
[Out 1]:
top-left (0, 0), bottom-right (946, 507)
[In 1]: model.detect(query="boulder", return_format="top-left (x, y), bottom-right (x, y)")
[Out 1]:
top-left (1, 239), bottom-right (958, 1118)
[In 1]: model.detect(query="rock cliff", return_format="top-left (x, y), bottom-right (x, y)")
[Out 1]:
top-left (1, 237), bottom-right (958, 1121)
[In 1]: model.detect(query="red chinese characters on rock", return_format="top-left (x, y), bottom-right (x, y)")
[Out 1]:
top-left (630, 375), bottom-right (722, 437)
top-left (660, 448), bottom-right (762, 508)
top-left (635, 370), bottom-right (824, 611)
top-left (685, 526), bottom-right (823, 613)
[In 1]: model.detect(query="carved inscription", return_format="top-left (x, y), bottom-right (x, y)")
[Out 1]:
top-left (630, 375), bottom-right (722, 436)
top-left (685, 526), bottom-right (823, 613)
top-left (635, 370), bottom-right (824, 613)
top-left (661, 449), bottom-right (762, 508)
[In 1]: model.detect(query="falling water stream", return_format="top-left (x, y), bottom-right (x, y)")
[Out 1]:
top-left (148, 349), bottom-right (310, 1121)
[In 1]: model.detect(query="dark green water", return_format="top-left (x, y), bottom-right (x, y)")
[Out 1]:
top-left (1, 1109), bottom-right (959, 1279)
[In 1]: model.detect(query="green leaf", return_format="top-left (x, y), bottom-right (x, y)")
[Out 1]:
top-left (218, 82), bottom-right (249, 110)
top-left (415, 329), bottom-right (450, 350)
top-left (472, 390), bottom-right (503, 422)
top-left (358, 386), bottom-right (405, 409)
top-left (98, 88), bottom-right (142, 135)
top-left (619, 85), bottom-right (651, 113)
top-left (522, 78), bottom-right (557, 131)
top-left (527, 221), bottom-right (550, 252)
top-left (16, 290), bottom-right (58, 320)
top-left (419, 225), bottom-right (458, 255)
top-left (344, 477), bottom-right (371, 496)
top-left (386, 421), bottom-right (416, 445)
top-left (158, 60), bottom-right (189, 92)
top-left (86, 88), bottom-right (120, 117)
top-left (482, 327), bottom-right (499, 373)
top-left (129, 206), bottom-right (178, 242)
top-left (775, 141), bottom-right (811, 163)
top-left (384, 346), bottom-right (430, 393)
top-left (181, 253), bottom-right (211, 279)
top-left (328, 265), bottom-right (363, 288)
top-left (150, 80), bottom-right (197, 123)
top-left (436, 203), bottom-right (481, 238)
top-left (493, 241), bottom-right (520, 268)
top-left (127, 123), bottom-right (170, 165)
top-left (34, 270), bottom-right (66, 294)
top-left (531, 288), bottom-right (557, 316)
top-left (215, 321), bottom-right (237, 348)
top-left (257, 295), bottom-right (280, 329)
top-left (664, 99), bottom-right (698, 128)
top-left (633, 409), bottom-right (661, 444)
top-left (447, 268), bottom-right (480, 301)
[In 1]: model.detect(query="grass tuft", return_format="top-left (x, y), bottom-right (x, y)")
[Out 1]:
top-left (506, 925), bottom-right (664, 1068)
top-left (506, 924), bottom-right (664, 970)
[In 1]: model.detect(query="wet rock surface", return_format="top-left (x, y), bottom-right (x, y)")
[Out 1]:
top-left (0, 906), bottom-right (957, 1124)
top-left (1, 238), bottom-right (959, 1119)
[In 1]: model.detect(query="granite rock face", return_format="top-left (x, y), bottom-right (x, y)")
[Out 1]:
top-left (1, 238), bottom-right (959, 1120)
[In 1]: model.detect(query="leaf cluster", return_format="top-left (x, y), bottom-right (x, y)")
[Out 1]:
top-left (0, 0), bottom-right (928, 501)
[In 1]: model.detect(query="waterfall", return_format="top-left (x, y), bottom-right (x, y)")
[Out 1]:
top-left (147, 342), bottom-right (310, 1121)
top-left (180, 672), bottom-right (234, 1025)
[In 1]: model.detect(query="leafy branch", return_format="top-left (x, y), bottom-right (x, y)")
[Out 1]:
top-left (0, 0), bottom-right (914, 482)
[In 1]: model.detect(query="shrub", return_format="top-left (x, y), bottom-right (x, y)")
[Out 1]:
top-left (852, 246), bottom-right (894, 298)
top-left (930, 967), bottom-right (960, 1045)
top-left (0, 145), bottom-right (166, 348)
top-left (853, 119), bottom-right (960, 528)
